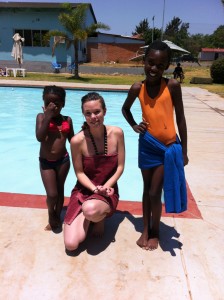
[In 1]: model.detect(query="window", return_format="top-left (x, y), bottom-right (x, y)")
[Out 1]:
top-left (14, 29), bottom-right (50, 47)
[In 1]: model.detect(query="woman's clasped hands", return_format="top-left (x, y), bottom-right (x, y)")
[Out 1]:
top-left (94, 185), bottom-right (114, 197)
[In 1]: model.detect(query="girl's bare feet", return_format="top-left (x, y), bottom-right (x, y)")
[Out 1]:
top-left (146, 237), bottom-right (159, 250)
top-left (146, 230), bottom-right (159, 250)
top-left (136, 230), bottom-right (148, 249)
top-left (44, 212), bottom-right (60, 231)
top-left (44, 223), bottom-right (53, 231)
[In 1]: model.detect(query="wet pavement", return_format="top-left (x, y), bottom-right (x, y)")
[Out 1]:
top-left (0, 79), bottom-right (223, 300)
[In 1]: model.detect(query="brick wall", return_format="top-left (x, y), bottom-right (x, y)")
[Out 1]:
top-left (87, 43), bottom-right (144, 63)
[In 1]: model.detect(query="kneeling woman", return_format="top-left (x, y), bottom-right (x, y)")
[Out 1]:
top-left (64, 92), bottom-right (125, 251)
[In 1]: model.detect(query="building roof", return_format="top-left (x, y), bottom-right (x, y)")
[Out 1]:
top-left (131, 34), bottom-right (143, 39)
top-left (0, 2), bottom-right (97, 23)
top-left (93, 32), bottom-right (145, 41)
top-left (201, 48), bottom-right (224, 53)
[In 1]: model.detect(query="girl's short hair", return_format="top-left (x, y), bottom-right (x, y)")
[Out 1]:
top-left (145, 40), bottom-right (172, 64)
top-left (43, 85), bottom-right (66, 105)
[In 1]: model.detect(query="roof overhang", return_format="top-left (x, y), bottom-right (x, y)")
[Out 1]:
top-left (0, 2), bottom-right (77, 8)
top-left (0, 2), bottom-right (97, 23)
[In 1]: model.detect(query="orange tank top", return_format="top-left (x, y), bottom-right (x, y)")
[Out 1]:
top-left (139, 79), bottom-right (176, 145)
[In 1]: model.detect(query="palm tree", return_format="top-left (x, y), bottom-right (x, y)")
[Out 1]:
top-left (46, 3), bottom-right (110, 78)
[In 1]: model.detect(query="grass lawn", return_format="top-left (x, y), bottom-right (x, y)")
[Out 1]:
top-left (1, 63), bottom-right (223, 98)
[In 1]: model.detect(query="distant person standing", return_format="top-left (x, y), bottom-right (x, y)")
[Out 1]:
top-left (173, 63), bottom-right (184, 83)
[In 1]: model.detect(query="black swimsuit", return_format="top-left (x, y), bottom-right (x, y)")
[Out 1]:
top-left (39, 153), bottom-right (69, 170)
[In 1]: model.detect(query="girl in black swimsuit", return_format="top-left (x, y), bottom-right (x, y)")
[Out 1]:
top-left (36, 85), bottom-right (75, 231)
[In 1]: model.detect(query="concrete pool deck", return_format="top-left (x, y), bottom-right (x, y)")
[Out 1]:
top-left (0, 79), bottom-right (224, 300)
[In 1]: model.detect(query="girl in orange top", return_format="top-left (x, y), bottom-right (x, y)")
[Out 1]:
top-left (122, 41), bottom-right (188, 251)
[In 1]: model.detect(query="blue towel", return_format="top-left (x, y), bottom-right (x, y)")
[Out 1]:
top-left (138, 131), bottom-right (187, 213)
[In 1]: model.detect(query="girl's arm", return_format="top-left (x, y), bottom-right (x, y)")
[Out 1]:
top-left (36, 102), bottom-right (56, 141)
top-left (122, 82), bottom-right (147, 133)
top-left (67, 116), bottom-right (75, 142)
top-left (71, 128), bottom-right (125, 196)
top-left (35, 113), bottom-right (51, 142)
top-left (71, 134), bottom-right (97, 192)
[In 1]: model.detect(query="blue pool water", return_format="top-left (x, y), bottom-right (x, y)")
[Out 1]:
top-left (0, 86), bottom-right (144, 201)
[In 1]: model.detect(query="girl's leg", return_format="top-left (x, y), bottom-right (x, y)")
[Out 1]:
top-left (56, 160), bottom-right (70, 221)
top-left (147, 165), bottom-right (164, 250)
top-left (40, 166), bottom-right (59, 230)
top-left (137, 169), bottom-right (153, 249)
top-left (64, 212), bottom-right (90, 251)
top-left (64, 200), bottom-right (111, 251)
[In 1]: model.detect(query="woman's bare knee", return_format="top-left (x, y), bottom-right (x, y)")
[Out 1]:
top-left (82, 200), bottom-right (109, 222)
top-left (82, 202), bottom-right (97, 220)
top-left (83, 209), bottom-right (104, 222)
top-left (64, 240), bottom-right (79, 251)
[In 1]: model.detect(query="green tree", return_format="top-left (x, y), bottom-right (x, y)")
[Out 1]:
top-left (210, 25), bottom-right (224, 48)
top-left (132, 18), bottom-right (161, 45)
top-left (164, 17), bottom-right (189, 47)
top-left (46, 3), bottom-right (110, 78)
top-left (186, 34), bottom-right (208, 55)
top-left (132, 16), bottom-right (224, 57)
top-left (132, 18), bottom-right (150, 36)
top-left (143, 28), bottom-right (161, 45)
top-left (164, 17), bottom-right (182, 38)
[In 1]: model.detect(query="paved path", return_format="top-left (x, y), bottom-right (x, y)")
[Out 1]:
top-left (0, 80), bottom-right (223, 300)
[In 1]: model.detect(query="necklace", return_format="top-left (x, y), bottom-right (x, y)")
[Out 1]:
top-left (87, 125), bottom-right (107, 155)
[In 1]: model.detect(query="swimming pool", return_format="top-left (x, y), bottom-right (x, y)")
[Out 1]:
top-left (0, 86), bottom-right (144, 201)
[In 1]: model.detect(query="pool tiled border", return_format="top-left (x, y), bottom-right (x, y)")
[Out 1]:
top-left (0, 182), bottom-right (202, 219)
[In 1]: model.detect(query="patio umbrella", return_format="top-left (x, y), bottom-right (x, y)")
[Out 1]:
top-left (162, 40), bottom-right (190, 53)
top-left (11, 33), bottom-right (25, 68)
top-left (139, 40), bottom-right (190, 53)
top-left (129, 40), bottom-right (190, 61)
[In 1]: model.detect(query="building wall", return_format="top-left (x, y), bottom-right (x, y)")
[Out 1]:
top-left (0, 5), bottom-right (94, 69)
top-left (87, 43), bottom-right (144, 63)
top-left (0, 4), bottom-right (144, 70)
top-left (200, 50), bottom-right (224, 61)
top-left (0, 8), bottom-right (66, 63)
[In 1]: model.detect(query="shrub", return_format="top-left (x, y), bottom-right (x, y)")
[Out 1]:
top-left (210, 58), bottom-right (224, 83)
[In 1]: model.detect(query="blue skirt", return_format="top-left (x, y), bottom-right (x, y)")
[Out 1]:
top-left (138, 131), bottom-right (187, 213)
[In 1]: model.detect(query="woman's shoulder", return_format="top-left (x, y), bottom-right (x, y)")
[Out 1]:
top-left (70, 130), bottom-right (85, 145)
top-left (106, 125), bottom-right (124, 136)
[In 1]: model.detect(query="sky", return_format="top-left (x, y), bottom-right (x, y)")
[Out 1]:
top-left (4, 0), bottom-right (224, 36)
